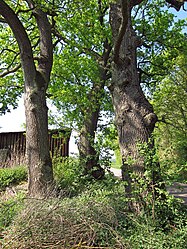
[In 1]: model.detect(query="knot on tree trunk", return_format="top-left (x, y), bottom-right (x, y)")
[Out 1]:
top-left (144, 113), bottom-right (158, 129)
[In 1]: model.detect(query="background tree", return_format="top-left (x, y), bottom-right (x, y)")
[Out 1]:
top-left (153, 54), bottom-right (187, 181)
top-left (49, 0), bottom-right (113, 178)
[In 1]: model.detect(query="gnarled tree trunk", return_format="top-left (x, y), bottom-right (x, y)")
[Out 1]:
top-left (109, 2), bottom-right (158, 196)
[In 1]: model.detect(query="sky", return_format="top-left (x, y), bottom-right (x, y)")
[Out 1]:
top-left (0, 97), bottom-right (25, 132)
top-left (0, 3), bottom-right (186, 153)
top-left (170, 3), bottom-right (187, 31)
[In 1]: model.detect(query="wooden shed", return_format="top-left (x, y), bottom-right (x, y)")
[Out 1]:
top-left (0, 129), bottom-right (71, 167)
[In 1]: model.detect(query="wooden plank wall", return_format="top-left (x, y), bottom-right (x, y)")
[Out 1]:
top-left (0, 129), bottom-right (71, 167)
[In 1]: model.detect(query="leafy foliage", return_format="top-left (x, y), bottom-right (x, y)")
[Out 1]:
top-left (0, 166), bottom-right (27, 190)
top-left (153, 55), bottom-right (187, 181)
top-left (53, 157), bottom-right (86, 195)
top-left (49, 0), bottom-right (113, 129)
top-left (133, 0), bottom-right (187, 92)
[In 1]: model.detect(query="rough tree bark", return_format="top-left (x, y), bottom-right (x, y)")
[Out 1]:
top-left (109, 1), bottom-right (158, 195)
top-left (0, 0), bottom-right (54, 197)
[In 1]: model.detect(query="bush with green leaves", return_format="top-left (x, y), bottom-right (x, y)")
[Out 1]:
top-left (0, 166), bottom-right (27, 190)
top-left (53, 156), bottom-right (88, 195)
top-left (53, 155), bottom-right (122, 196)
top-left (127, 215), bottom-right (187, 249)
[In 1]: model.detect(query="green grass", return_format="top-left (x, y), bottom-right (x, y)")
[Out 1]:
top-left (0, 194), bottom-right (24, 233)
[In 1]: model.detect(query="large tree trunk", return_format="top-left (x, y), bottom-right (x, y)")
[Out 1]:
top-left (25, 5), bottom-right (54, 197)
top-left (0, 1), bottom-right (54, 198)
top-left (24, 74), bottom-right (53, 197)
top-left (109, 2), bottom-right (158, 196)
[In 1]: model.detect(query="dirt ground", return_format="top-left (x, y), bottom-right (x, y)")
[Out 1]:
top-left (110, 168), bottom-right (187, 205)
top-left (167, 182), bottom-right (187, 205)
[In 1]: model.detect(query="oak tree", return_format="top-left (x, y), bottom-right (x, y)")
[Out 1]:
top-left (109, 0), bottom-right (186, 199)
top-left (0, 0), bottom-right (54, 197)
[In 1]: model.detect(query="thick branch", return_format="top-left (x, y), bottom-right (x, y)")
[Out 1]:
top-left (0, 0), bottom-right (36, 86)
top-left (165, 0), bottom-right (186, 11)
top-left (26, 0), bottom-right (53, 82)
top-left (113, 0), bottom-right (128, 64)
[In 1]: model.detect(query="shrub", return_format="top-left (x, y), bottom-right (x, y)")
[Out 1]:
top-left (128, 220), bottom-right (187, 249)
top-left (53, 156), bottom-right (92, 196)
top-left (0, 166), bottom-right (27, 190)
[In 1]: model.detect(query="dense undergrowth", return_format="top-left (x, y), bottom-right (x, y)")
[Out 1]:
top-left (0, 160), bottom-right (187, 248)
